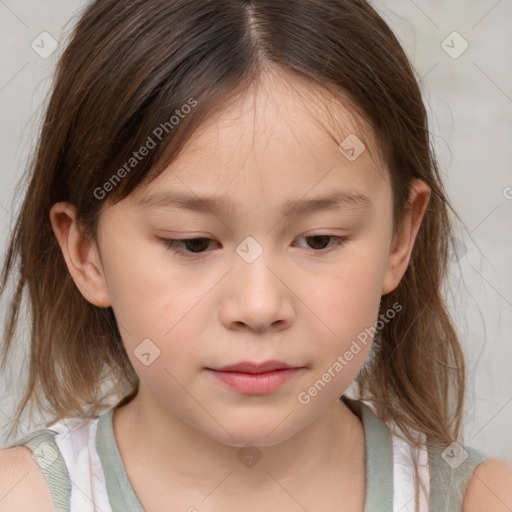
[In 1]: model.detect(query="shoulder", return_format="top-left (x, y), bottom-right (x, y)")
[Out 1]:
top-left (0, 445), bottom-right (56, 512)
top-left (462, 457), bottom-right (512, 512)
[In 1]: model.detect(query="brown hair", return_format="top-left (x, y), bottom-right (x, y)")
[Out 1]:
top-left (1, 0), bottom-right (465, 501)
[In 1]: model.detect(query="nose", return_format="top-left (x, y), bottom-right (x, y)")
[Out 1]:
top-left (219, 248), bottom-right (295, 333)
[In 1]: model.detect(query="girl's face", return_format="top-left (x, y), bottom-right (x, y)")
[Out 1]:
top-left (56, 71), bottom-right (429, 447)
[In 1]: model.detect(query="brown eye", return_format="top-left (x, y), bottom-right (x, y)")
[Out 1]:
top-left (295, 235), bottom-right (349, 252)
top-left (163, 237), bottom-right (217, 255)
top-left (304, 235), bottom-right (332, 250)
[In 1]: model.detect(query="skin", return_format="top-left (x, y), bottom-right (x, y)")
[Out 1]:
top-left (49, 68), bottom-right (431, 510)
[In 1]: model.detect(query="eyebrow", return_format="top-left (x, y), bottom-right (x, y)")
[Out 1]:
top-left (137, 190), bottom-right (371, 217)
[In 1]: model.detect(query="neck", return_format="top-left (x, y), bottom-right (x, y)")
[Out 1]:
top-left (113, 387), bottom-right (365, 501)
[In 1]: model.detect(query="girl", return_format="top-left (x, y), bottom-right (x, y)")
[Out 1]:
top-left (1, 0), bottom-right (511, 511)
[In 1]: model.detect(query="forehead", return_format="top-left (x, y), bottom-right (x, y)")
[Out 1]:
top-left (129, 68), bottom-right (388, 210)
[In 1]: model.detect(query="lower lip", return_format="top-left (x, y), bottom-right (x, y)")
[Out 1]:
top-left (207, 368), bottom-right (301, 394)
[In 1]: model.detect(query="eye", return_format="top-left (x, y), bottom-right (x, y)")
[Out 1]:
top-left (294, 234), bottom-right (350, 253)
top-left (161, 234), bottom-right (349, 258)
top-left (163, 237), bottom-right (218, 256)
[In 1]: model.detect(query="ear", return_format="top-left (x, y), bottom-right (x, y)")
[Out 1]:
top-left (49, 202), bottom-right (111, 307)
top-left (381, 179), bottom-right (431, 296)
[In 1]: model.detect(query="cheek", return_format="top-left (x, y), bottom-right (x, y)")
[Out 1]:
top-left (112, 276), bottom-right (209, 403)
top-left (300, 244), bottom-right (387, 361)
top-left (101, 238), bottom-right (211, 358)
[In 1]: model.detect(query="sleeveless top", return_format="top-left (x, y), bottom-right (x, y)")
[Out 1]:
top-left (10, 397), bottom-right (488, 512)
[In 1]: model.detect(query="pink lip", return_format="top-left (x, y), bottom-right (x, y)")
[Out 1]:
top-left (206, 361), bottom-right (303, 394)
top-left (210, 360), bottom-right (297, 374)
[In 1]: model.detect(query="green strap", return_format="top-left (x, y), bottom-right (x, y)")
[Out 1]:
top-left (428, 441), bottom-right (488, 512)
top-left (95, 408), bottom-right (146, 512)
top-left (343, 397), bottom-right (489, 512)
top-left (15, 430), bottom-right (72, 512)
top-left (342, 397), bottom-right (394, 511)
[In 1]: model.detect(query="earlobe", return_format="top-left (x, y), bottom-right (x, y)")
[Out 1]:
top-left (49, 202), bottom-right (111, 308)
top-left (381, 180), bottom-right (431, 296)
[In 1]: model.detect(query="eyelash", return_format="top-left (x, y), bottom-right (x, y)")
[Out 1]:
top-left (161, 235), bottom-right (350, 258)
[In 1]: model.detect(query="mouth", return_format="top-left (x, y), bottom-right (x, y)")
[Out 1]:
top-left (205, 360), bottom-right (305, 394)
top-left (208, 360), bottom-right (300, 374)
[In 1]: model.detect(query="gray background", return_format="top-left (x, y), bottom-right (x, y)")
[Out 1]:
top-left (0, 0), bottom-right (511, 464)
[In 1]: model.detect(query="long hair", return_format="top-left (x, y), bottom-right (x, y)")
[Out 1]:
top-left (1, 2), bottom-right (464, 497)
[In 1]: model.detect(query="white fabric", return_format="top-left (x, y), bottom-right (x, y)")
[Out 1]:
top-left (360, 399), bottom-right (430, 512)
top-left (48, 414), bottom-right (112, 512)
top-left (392, 431), bottom-right (430, 511)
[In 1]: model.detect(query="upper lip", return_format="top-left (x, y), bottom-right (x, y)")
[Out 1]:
top-left (208, 360), bottom-right (300, 374)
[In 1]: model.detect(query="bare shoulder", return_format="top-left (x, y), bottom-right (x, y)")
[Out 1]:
top-left (462, 457), bottom-right (512, 512)
top-left (0, 446), bottom-right (56, 512)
